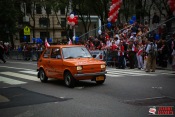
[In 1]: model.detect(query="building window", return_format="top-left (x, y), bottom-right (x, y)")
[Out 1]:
top-left (39, 18), bottom-right (50, 27)
top-left (61, 18), bottom-right (66, 27)
top-left (40, 32), bottom-right (50, 40)
top-left (61, 31), bottom-right (66, 37)
top-left (26, 3), bottom-right (31, 14)
top-left (60, 8), bottom-right (65, 15)
top-left (36, 4), bottom-right (42, 14)
top-left (46, 6), bottom-right (51, 14)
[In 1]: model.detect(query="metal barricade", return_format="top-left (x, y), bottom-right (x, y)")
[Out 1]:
top-left (10, 50), bottom-right (43, 61)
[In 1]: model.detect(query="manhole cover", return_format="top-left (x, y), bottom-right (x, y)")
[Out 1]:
top-left (124, 97), bottom-right (175, 106)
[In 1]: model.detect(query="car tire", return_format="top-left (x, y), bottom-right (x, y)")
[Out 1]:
top-left (39, 69), bottom-right (48, 83)
top-left (64, 71), bottom-right (75, 88)
top-left (96, 79), bottom-right (105, 85)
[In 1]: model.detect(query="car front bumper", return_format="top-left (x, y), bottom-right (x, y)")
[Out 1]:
top-left (74, 71), bottom-right (107, 77)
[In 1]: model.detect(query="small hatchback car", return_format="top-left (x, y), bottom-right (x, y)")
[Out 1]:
top-left (37, 45), bottom-right (107, 87)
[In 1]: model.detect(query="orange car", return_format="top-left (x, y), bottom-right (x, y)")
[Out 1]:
top-left (37, 45), bottom-right (107, 87)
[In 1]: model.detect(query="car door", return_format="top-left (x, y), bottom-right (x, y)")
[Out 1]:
top-left (39, 48), bottom-right (51, 77)
top-left (49, 48), bottom-right (63, 79)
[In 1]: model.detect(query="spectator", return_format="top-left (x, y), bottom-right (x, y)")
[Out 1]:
top-left (118, 41), bottom-right (125, 69)
top-left (0, 41), bottom-right (6, 63)
top-left (146, 38), bottom-right (158, 72)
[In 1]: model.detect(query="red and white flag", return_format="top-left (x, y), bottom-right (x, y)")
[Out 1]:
top-left (68, 38), bottom-right (72, 45)
top-left (45, 38), bottom-right (50, 48)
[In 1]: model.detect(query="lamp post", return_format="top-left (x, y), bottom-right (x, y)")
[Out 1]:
top-left (69, 0), bottom-right (76, 43)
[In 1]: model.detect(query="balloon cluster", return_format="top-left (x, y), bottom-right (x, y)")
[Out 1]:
top-left (67, 14), bottom-right (78, 26)
top-left (107, 0), bottom-right (122, 23)
top-left (168, 0), bottom-right (175, 16)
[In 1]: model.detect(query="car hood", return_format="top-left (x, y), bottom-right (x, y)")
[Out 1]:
top-left (63, 58), bottom-right (105, 66)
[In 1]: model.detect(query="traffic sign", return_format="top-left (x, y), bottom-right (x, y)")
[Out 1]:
top-left (24, 26), bottom-right (30, 35)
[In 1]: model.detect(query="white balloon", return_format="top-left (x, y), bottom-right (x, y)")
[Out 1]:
top-left (108, 18), bottom-right (111, 22)
top-left (71, 22), bottom-right (75, 26)
top-left (73, 36), bottom-right (76, 41)
top-left (70, 14), bottom-right (74, 19)
top-left (68, 21), bottom-right (71, 25)
top-left (98, 30), bottom-right (102, 35)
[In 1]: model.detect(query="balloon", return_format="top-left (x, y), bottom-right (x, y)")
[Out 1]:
top-left (49, 38), bottom-right (52, 43)
top-left (24, 36), bottom-right (27, 41)
top-left (75, 36), bottom-right (79, 42)
top-left (107, 18), bottom-right (111, 22)
top-left (155, 34), bottom-right (160, 40)
top-left (32, 38), bottom-right (35, 43)
top-left (132, 16), bottom-right (136, 21)
top-left (70, 14), bottom-right (74, 19)
top-left (98, 30), bottom-right (102, 35)
top-left (129, 19), bottom-right (134, 24)
top-left (107, 22), bottom-right (112, 28)
top-left (73, 36), bottom-right (76, 41)
top-left (71, 22), bottom-right (75, 26)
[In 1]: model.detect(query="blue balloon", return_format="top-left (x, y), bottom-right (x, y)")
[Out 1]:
top-left (49, 38), bottom-right (52, 43)
top-left (36, 38), bottom-right (40, 43)
top-left (24, 36), bottom-right (27, 41)
top-left (107, 22), bottom-right (112, 28)
top-left (32, 38), bottom-right (35, 42)
top-left (155, 34), bottom-right (160, 40)
top-left (75, 37), bottom-right (79, 42)
top-left (39, 39), bottom-right (41, 43)
top-left (132, 16), bottom-right (136, 21)
top-left (129, 20), bottom-right (134, 24)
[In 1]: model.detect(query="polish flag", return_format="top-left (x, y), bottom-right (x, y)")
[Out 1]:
top-left (45, 38), bottom-right (50, 48)
top-left (68, 38), bottom-right (72, 45)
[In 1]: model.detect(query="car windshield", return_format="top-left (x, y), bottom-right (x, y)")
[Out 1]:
top-left (62, 47), bottom-right (92, 59)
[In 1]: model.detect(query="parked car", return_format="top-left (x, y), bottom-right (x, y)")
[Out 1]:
top-left (37, 45), bottom-right (107, 87)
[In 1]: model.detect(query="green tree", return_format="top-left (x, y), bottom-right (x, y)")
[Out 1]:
top-left (0, 0), bottom-right (22, 44)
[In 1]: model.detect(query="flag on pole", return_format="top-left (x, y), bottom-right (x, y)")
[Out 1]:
top-left (68, 38), bottom-right (72, 45)
top-left (45, 38), bottom-right (50, 48)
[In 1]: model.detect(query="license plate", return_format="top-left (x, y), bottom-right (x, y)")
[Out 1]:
top-left (96, 76), bottom-right (104, 81)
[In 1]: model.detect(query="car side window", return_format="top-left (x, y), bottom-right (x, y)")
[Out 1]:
top-left (43, 49), bottom-right (51, 58)
top-left (51, 48), bottom-right (61, 59)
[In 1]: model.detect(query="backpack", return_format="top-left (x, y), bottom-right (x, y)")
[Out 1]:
top-left (149, 43), bottom-right (157, 57)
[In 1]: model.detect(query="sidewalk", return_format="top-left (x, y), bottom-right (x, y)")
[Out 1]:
top-left (156, 64), bottom-right (173, 71)
top-left (4, 55), bottom-right (174, 71)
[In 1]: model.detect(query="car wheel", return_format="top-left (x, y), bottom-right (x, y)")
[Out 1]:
top-left (64, 71), bottom-right (75, 88)
top-left (96, 80), bottom-right (105, 85)
top-left (39, 69), bottom-right (48, 83)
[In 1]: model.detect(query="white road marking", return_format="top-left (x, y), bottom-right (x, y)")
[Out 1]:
top-left (0, 66), bottom-right (34, 71)
top-left (0, 72), bottom-right (39, 81)
top-left (6, 61), bottom-right (36, 65)
top-left (0, 76), bottom-right (26, 85)
top-left (107, 71), bottom-right (156, 76)
top-left (19, 71), bottom-right (38, 75)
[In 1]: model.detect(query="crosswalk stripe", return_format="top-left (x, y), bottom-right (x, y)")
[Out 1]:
top-left (106, 72), bottom-right (156, 76)
top-left (0, 72), bottom-right (39, 82)
top-left (19, 71), bottom-right (37, 75)
top-left (0, 76), bottom-right (26, 85)
top-left (0, 66), bottom-right (33, 71)
top-left (106, 69), bottom-right (175, 75)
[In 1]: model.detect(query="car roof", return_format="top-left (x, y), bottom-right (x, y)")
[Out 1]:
top-left (48, 45), bottom-right (84, 49)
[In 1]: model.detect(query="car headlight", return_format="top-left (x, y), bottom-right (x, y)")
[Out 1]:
top-left (77, 66), bottom-right (83, 71)
top-left (101, 64), bottom-right (106, 69)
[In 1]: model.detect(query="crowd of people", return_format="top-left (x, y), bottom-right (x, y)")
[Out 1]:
top-left (82, 21), bottom-right (175, 72)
